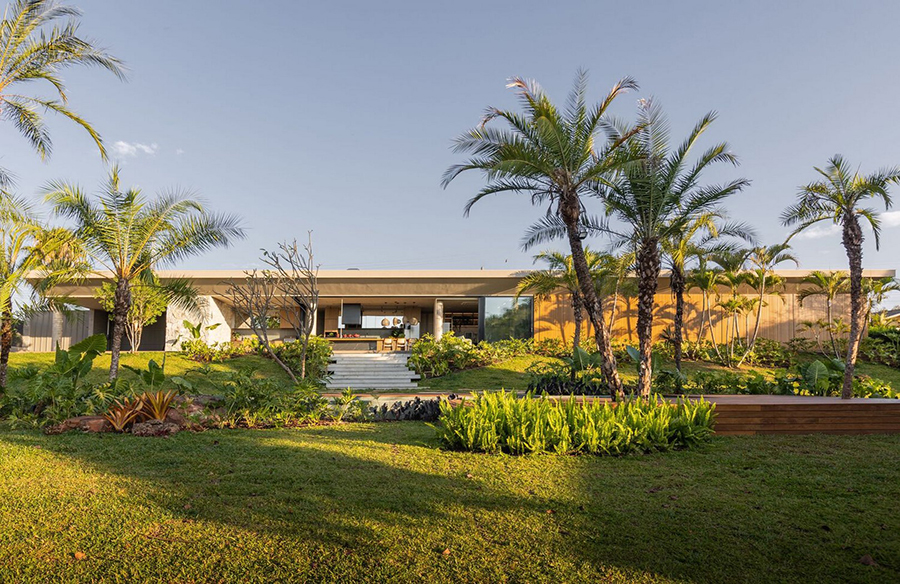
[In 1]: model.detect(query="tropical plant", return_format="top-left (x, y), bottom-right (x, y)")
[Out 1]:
top-left (443, 71), bottom-right (638, 398)
top-left (140, 389), bottom-right (176, 421)
top-left (95, 280), bottom-right (172, 353)
top-left (103, 396), bottom-right (144, 432)
top-left (736, 243), bottom-right (797, 366)
top-left (434, 391), bottom-right (716, 455)
top-left (797, 271), bottom-right (850, 360)
top-left (662, 213), bottom-right (753, 372)
top-left (600, 99), bottom-right (749, 395)
top-left (686, 257), bottom-right (725, 362)
top-left (862, 277), bottom-right (900, 325)
top-left (44, 167), bottom-right (245, 380)
top-left (0, 0), bottom-right (125, 186)
top-left (516, 248), bottom-right (610, 352)
top-left (0, 193), bottom-right (77, 387)
top-left (782, 156), bottom-right (900, 398)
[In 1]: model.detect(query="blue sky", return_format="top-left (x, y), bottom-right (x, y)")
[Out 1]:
top-left (2, 0), bottom-right (899, 279)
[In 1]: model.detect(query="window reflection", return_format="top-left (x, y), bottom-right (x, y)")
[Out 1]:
top-left (480, 297), bottom-right (533, 342)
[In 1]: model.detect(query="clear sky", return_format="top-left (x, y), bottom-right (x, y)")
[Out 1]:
top-left (2, 0), bottom-right (899, 279)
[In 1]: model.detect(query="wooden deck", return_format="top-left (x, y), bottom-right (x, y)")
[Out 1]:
top-left (332, 392), bottom-right (900, 436)
top-left (705, 395), bottom-right (900, 435)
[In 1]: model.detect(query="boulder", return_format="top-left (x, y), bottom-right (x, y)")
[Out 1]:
top-left (132, 419), bottom-right (180, 437)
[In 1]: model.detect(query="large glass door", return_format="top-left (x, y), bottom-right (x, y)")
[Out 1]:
top-left (478, 296), bottom-right (533, 342)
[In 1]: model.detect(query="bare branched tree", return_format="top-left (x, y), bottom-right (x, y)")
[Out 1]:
top-left (227, 233), bottom-right (320, 383)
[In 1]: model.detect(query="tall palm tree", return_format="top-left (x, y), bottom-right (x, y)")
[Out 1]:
top-left (516, 248), bottom-right (609, 351)
top-left (662, 213), bottom-right (754, 372)
top-left (0, 191), bottom-right (73, 387)
top-left (686, 257), bottom-right (724, 362)
top-left (710, 248), bottom-right (750, 365)
top-left (601, 99), bottom-right (749, 396)
top-left (783, 156), bottom-right (900, 398)
top-left (862, 276), bottom-right (900, 326)
top-left (798, 270), bottom-right (850, 360)
top-left (443, 72), bottom-right (638, 398)
top-left (0, 0), bottom-right (125, 185)
top-left (44, 167), bottom-right (245, 380)
top-left (737, 243), bottom-right (797, 366)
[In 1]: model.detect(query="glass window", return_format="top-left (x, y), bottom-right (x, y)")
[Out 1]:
top-left (480, 297), bottom-right (533, 342)
top-left (361, 314), bottom-right (405, 328)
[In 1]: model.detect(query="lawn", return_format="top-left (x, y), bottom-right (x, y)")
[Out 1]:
top-left (419, 353), bottom-right (899, 392)
top-left (0, 425), bottom-right (897, 583)
top-left (6, 351), bottom-right (292, 394)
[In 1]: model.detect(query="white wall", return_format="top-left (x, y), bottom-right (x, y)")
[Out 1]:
top-left (165, 296), bottom-right (234, 351)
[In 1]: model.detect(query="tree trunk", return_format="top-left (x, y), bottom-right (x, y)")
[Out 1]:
top-left (571, 293), bottom-right (583, 352)
top-left (671, 266), bottom-right (685, 372)
top-left (738, 277), bottom-right (766, 368)
top-left (636, 238), bottom-right (661, 397)
top-left (108, 278), bottom-right (131, 381)
top-left (704, 292), bottom-right (725, 364)
top-left (0, 309), bottom-right (13, 389)
top-left (826, 298), bottom-right (839, 359)
top-left (607, 281), bottom-right (619, 334)
top-left (841, 217), bottom-right (865, 400)
top-left (559, 197), bottom-right (624, 399)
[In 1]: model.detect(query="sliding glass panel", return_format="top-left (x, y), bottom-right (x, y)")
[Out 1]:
top-left (479, 296), bottom-right (533, 342)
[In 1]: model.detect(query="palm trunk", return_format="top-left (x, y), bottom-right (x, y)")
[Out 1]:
top-left (826, 298), bottom-right (839, 359)
top-left (108, 278), bottom-right (131, 381)
top-left (738, 278), bottom-right (766, 367)
top-left (572, 293), bottom-right (583, 352)
top-left (607, 281), bottom-right (620, 334)
top-left (671, 266), bottom-right (685, 372)
top-left (636, 238), bottom-right (661, 397)
top-left (842, 218), bottom-right (864, 400)
top-left (705, 292), bottom-right (724, 364)
top-left (560, 198), bottom-right (623, 399)
top-left (0, 309), bottom-right (13, 389)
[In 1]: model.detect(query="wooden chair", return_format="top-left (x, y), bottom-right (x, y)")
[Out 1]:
top-left (395, 338), bottom-right (409, 351)
top-left (382, 338), bottom-right (395, 352)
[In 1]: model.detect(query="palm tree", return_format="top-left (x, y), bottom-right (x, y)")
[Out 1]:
top-left (0, 192), bottom-right (74, 387)
top-left (862, 276), bottom-right (900, 326)
top-left (737, 243), bottom-right (797, 366)
top-left (798, 270), bottom-right (850, 360)
top-left (0, 0), bottom-right (125, 185)
top-left (686, 257), bottom-right (725, 362)
top-left (601, 99), bottom-right (749, 396)
top-left (443, 72), bottom-right (638, 398)
top-left (662, 214), bottom-right (753, 372)
top-left (44, 167), bottom-right (245, 380)
top-left (603, 251), bottom-right (635, 336)
top-left (516, 248), bottom-right (609, 352)
top-left (710, 248), bottom-right (750, 365)
top-left (783, 156), bottom-right (900, 398)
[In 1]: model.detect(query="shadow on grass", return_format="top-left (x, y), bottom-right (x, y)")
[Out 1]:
top-left (1, 426), bottom-right (899, 582)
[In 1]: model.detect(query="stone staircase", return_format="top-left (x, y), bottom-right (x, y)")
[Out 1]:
top-left (326, 352), bottom-right (420, 390)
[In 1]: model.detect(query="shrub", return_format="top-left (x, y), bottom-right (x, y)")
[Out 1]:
top-left (266, 337), bottom-right (332, 383)
top-left (860, 326), bottom-right (900, 368)
top-left (526, 359), bottom-right (607, 395)
top-left (743, 338), bottom-right (793, 368)
top-left (433, 392), bottom-right (716, 455)
top-left (104, 396), bottom-right (144, 431)
top-left (407, 333), bottom-right (488, 378)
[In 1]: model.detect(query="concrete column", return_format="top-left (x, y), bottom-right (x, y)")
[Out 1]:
top-left (50, 311), bottom-right (65, 350)
top-left (433, 300), bottom-right (444, 340)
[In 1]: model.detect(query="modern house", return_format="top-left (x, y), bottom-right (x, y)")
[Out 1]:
top-left (21, 268), bottom-right (894, 352)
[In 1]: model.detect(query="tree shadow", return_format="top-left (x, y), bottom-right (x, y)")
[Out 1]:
top-left (1, 427), bottom-right (898, 582)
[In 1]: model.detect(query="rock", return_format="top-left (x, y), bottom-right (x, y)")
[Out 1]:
top-left (132, 419), bottom-right (180, 437)
top-left (45, 416), bottom-right (112, 435)
top-left (859, 554), bottom-right (879, 566)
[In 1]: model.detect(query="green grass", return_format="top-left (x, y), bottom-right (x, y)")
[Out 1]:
top-left (6, 351), bottom-right (292, 394)
top-left (419, 355), bottom-right (557, 391)
top-left (0, 425), bottom-right (897, 582)
top-left (419, 353), bottom-right (899, 392)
